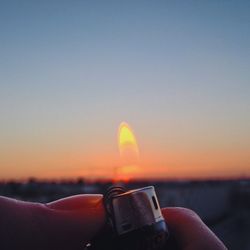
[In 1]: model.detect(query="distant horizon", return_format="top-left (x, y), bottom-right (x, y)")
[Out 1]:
top-left (1, 173), bottom-right (249, 183)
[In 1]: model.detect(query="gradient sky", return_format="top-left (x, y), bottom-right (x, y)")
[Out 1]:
top-left (0, 0), bottom-right (250, 180)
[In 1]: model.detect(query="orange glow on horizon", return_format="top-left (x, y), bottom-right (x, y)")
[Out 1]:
top-left (1, 122), bottom-right (249, 181)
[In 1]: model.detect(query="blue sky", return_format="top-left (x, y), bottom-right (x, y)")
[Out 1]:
top-left (0, 0), bottom-right (249, 179)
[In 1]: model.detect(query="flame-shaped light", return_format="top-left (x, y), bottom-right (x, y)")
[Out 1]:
top-left (117, 122), bottom-right (140, 180)
top-left (119, 122), bottom-right (139, 157)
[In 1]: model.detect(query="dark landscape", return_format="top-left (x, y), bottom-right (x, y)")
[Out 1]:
top-left (1, 178), bottom-right (249, 250)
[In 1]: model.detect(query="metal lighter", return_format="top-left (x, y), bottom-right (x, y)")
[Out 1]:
top-left (86, 185), bottom-right (169, 250)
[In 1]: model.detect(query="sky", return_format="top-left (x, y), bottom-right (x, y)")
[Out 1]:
top-left (0, 0), bottom-right (250, 180)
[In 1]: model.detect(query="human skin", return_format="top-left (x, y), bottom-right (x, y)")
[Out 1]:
top-left (0, 195), bottom-right (227, 250)
top-left (162, 208), bottom-right (227, 250)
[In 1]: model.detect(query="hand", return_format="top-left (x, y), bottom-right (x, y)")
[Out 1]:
top-left (162, 207), bottom-right (227, 250)
top-left (0, 195), bottom-right (105, 250)
top-left (0, 195), bottom-right (227, 250)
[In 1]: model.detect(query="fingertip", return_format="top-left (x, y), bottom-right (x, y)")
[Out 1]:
top-left (162, 207), bottom-right (227, 250)
top-left (37, 195), bottom-right (106, 249)
top-left (46, 194), bottom-right (104, 211)
top-left (0, 195), bottom-right (107, 250)
top-left (44, 194), bottom-right (106, 236)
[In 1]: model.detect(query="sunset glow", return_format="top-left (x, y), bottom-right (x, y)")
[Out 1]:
top-left (0, 1), bottom-right (249, 181)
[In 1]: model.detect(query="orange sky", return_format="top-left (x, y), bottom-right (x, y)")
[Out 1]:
top-left (1, 122), bottom-right (249, 181)
top-left (1, 1), bottom-right (250, 181)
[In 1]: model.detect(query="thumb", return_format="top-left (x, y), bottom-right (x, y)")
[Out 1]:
top-left (45, 194), bottom-right (106, 249)
top-left (0, 195), bottom-right (106, 250)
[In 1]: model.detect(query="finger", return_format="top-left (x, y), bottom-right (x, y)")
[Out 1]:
top-left (45, 194), bottom-right (106, 248)
top-left (0, 195), bottom-right (106, 250)
top-left (162, 207), bottom-right (227, 250)
top-left (47, 194), bottom-right (103, 210)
